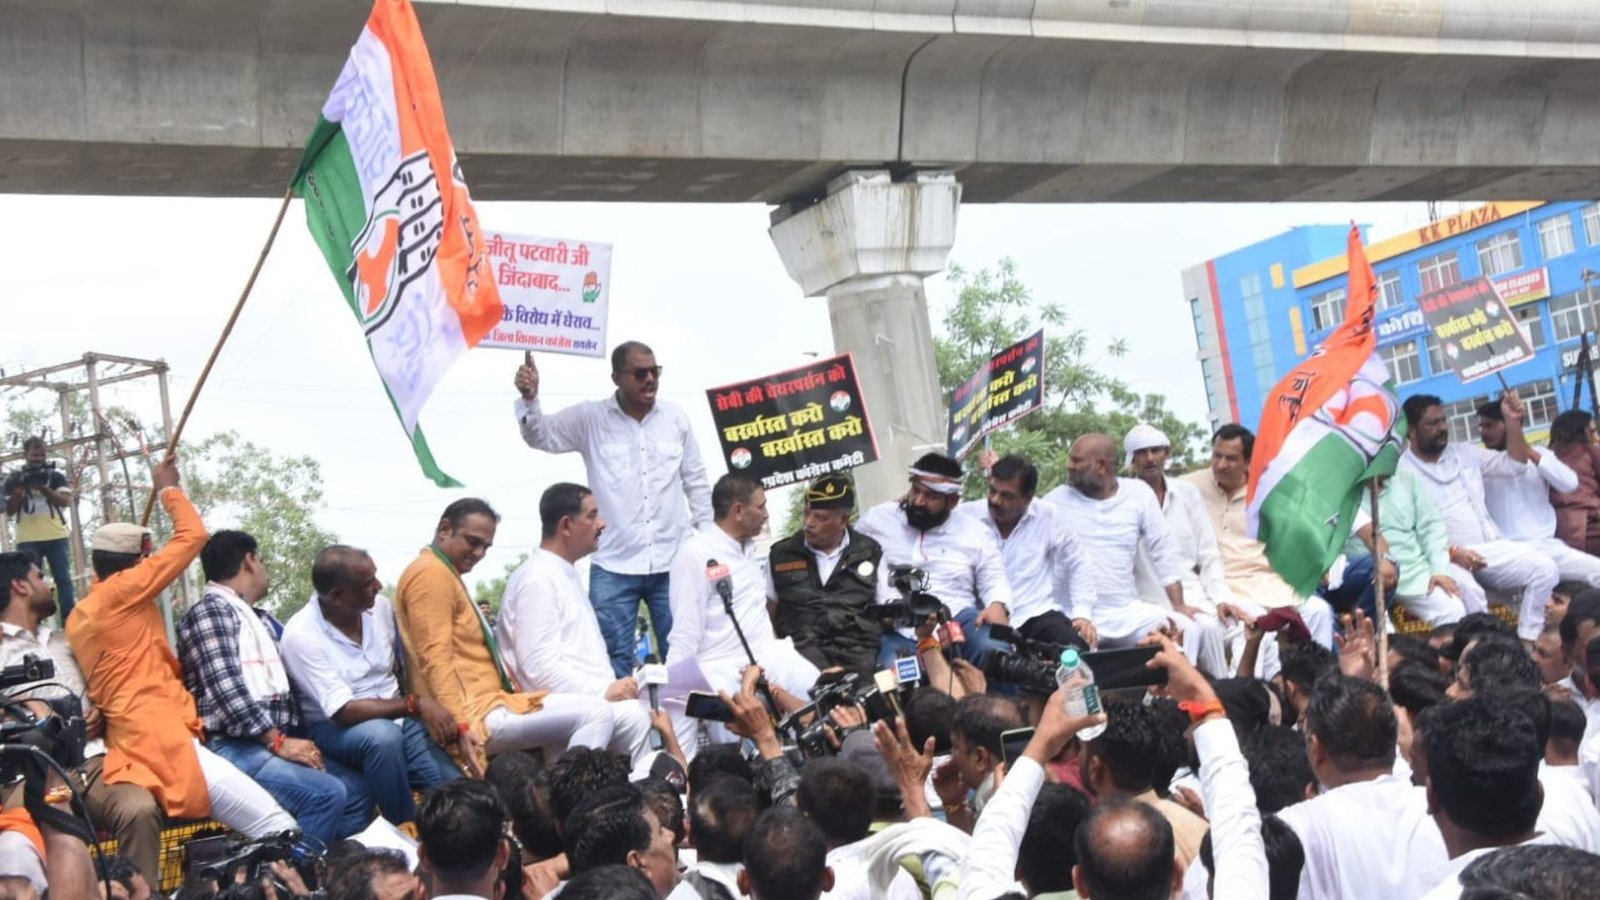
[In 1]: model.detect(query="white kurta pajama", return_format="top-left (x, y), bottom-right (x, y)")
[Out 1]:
top-left (1042, 478), bottom-right (1227, 674)
top-left (1481, 445), bottom-right (1600, 589)
top-left (1401, 443), bottom-right (1561, 640)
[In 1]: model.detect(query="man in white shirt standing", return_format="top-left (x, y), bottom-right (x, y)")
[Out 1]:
top-left (960, 452), bottom-right (1097, 650)
top-left (666, 474), bottom-right (819, 751)
top-left (856, 453), bottom-right (1016, 666)
top-left (1399, 392), bottom-right (1561, 641)
top-left (1042, 433), bottom-right (1227, 674)
top-left (280, 545), bottom-right (465, 829)
top-left (513, 341), bottom-right (714, 676)
top-left (496, 482), bottom-right (657, 766)
top-left (1477, 400), bottom-right (1600, 589)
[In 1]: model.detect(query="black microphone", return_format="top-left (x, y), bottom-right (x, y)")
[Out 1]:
top-left (707, 559), bottom-right (735, 608)
top-left (705, 558), bottom-right (779, 718)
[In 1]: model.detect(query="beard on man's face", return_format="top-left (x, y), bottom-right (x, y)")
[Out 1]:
top-left (901, 498), bottom-right (952, 532)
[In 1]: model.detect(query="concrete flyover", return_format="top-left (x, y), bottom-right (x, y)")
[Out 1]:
top-left (6, 0), bottom-right (1600, 204)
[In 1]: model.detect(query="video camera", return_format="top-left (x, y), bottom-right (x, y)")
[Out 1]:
top-left (776, 665), bottom-right (915, 760)
top-left (13, 461), bottom-right (57, 490)
top-left (982, 625), bottom-right (1066, 696)
top-left (0, 655), bottom-right (88, 785)
top-left (183, 831), bottom-right (323, 895)
top-left (875, 565), bottom-right (949, 629)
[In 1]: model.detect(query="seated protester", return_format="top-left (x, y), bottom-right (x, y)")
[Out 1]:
top-left (1072, 800), bottom-right (1180, 900)
top-left (1346, 470), bottom-right (1477, 626)
top-left (562, 865), bottom-right (660, 900)
top-left (279, 545), bottom-right (462, 828)
top-left (1388, 635), bottom-right (1443, 677)
top-left (65, 459), bottom-right (296, 856)
top-left (563, 785), bottom-right (683, 900)
top-left (687, 745), bottom-right (755, 797)
top-left (394, 499), bottom-right (614, 775)
top-left (1241, 726), bottom-right (1316, 815)
top-left (738, 807), bottom-right (834, 900)
top-left (0, 552), bottom-right (165, 881)
top-left (177, 531), bottom-right (372, 846)
top-left (1079, 697), bottom-right (1207, 866)
top-left (1388, 664), bottom-right (1451, 763)
top-left (1426, 623), bottom-right (1459, 672)
top-left (1454, 843), bottom-right (1600, 898)
top-left (638, 777), bottom-right (687, 853)
top-left (857, 454), bottom-right (1018, 668)
top-left (417, 780), bottom-right (513, 900)
top-left (1413, 694), bottom-right (1554, 899)
top-left (793, 759), bottom-right (919, 900)
top-left (1013, 783), bottom-right (1092, 897)
top-left (938, 694), bottom-right (1023, 833)
top-left (1476, 400), bottom-right (1600, 592)
top-left (682, 777), bottom-right (760, 900)
top-left (665, 475), bottom-right (820, 754)
top-left (495, 483), bottom-right (656, 767)
top-left (485, 751), bottom-right (564, 864)
top-left (1276, 674), bottom-right (1447, 900)
top-left (1447, 633), bottom-right (1541, 700)
top-left (766, 474), bottom-right (891, 678)
top-left (1441, 611), bottom-right (1516, 666)
top-left (322, 847), bottom-right (421, 900)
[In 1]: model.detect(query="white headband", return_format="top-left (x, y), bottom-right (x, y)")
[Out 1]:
top-left (909, 468), bottom-right (963, 495)
top-left (1123, 423), bottom-right (1171, 470)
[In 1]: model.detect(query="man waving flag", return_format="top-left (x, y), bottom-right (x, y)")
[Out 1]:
top-left (291, 0), bottom-right (501, 486)
top-left (1247, 225), bottom-right (1406, 596)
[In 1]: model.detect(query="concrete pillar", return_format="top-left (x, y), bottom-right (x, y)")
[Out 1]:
top-left (768, 170), bottom-right (960, 509)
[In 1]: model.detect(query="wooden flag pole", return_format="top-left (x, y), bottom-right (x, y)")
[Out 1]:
top-left (1370, 478), bottom-right (1390, 689)
top-left (140, 186), bottom-right (296, 525)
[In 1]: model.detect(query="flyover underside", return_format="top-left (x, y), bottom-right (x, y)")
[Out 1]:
top-left (6, 0), bottom-right (1600, 202)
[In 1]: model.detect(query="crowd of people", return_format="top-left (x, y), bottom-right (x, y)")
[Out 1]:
top-left (3, 339), bottom-right (1600, 898)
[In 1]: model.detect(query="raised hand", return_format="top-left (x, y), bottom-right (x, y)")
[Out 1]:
top-left (514, 350), bottom-right (540, 401)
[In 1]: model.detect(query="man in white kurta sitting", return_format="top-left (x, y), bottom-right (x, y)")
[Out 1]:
top-left (1124, 423), bottom-right (1238, 678)
top-left (666, 473), bottom-right (820, 751)
top-left (1476, 399), bottom-right (1600, 590)
top-left (1399, 392), bottom-right (1560, 642)
top-left (1042, 432), bottom-right (1226, 673)
top-left (496, 482), bottom-right (656, 767)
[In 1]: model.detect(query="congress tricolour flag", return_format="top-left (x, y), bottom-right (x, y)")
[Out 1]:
top-left (1247, 226), bottom-right (1407, 597)
top-left (291, 0), bottom-right (501, 486)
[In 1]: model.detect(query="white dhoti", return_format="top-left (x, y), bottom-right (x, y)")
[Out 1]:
top-left (664, 639), bottom-right (820, 760)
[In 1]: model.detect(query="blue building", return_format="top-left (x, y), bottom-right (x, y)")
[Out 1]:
top-left (1183, 201), bottom-right (1600, 444)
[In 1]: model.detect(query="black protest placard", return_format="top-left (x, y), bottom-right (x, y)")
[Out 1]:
top-left (706, 355), bottom-right (880, 490)
top-left (1416, 277), bottom-right (1534, 384)
top-left (947, 329), bottom-right (1046, 460)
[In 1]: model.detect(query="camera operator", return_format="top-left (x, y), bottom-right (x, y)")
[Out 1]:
top-left (4, 438), bottom-right (76, 622)
top-left (0, 551), bottom-right (167, 881)
top-left (765, 474), bottom-right (886, 679)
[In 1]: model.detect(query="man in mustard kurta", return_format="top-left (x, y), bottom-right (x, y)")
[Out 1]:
top-left (66, 455), bottom-right (294, 836)
top-left (394, 498), bottom-right (614, 774)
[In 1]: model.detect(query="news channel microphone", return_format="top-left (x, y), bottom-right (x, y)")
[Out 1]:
top-left (640, 654), bottom-right (668, 750)
top-left (705, 559), bottom-right (734, 607)
top-left (704, 558), bottom-right (778, 716)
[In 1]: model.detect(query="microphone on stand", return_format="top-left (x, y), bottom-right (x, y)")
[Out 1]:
top-left (705, 558), bottom-right (779, 718)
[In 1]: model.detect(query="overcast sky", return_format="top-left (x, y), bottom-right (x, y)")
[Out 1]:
top-left (2, 194), bottom-right (1443, 590)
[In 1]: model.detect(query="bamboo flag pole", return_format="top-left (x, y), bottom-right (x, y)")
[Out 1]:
top-left (140, 186), bottom-right (296, 525)
top-left (1371, 478), bottom-right (1390, 689)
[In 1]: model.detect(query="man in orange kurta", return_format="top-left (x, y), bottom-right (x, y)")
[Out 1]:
top-left (394, 498), bottom-right (613, 774)
top-left (66, 456), bottom-right (294, 835)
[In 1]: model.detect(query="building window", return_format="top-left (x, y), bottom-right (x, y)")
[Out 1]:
top-left (1189, 297), bottom-right (1206, 351)
top-left (1445, 396), bottom-right (1487, 445)
top-left (1584, 203), bottom-right (1600, 246)
top-left (1551, 291), bottom-right (1597, 343)
top-left (1381, 341), bottom-right (1422, 386)
top-left (1425, 334), bottom-right (1447, 376)
top-left (1514, 304), bottom-right (1546, 349)
top-left (1376, 270), bottom-right (1404, 312)
top-left (1309, 288), bottom-right (1346, 332)
top-left (1418, 251), bottom-right (1461, 294)
top-left (1476, 232), bottom-right (1523, 278)
top-left (1524, 379), bottom-right (1559, 431)
top-left (1538, 215), bottom-right (1576, 260)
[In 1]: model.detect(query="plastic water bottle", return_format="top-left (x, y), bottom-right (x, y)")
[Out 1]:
top-left (1057, 649), bottom-right (1106, 740)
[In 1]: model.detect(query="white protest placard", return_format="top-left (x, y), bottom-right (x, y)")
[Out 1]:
top-left (477, 230), bottom-right (611, 357)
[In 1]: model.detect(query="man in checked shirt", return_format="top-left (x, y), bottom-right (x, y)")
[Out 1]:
top-left (177, 530), bottom-right (374, 846)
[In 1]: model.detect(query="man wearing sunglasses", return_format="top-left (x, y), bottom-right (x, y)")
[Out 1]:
top-left (514, 341), bottom-right (714, 677)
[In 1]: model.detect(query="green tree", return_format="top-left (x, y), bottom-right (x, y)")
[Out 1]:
top-left (936, 259), bottom-right (1204, 498)
top-left (472, 552), bottom-right (529, 613)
